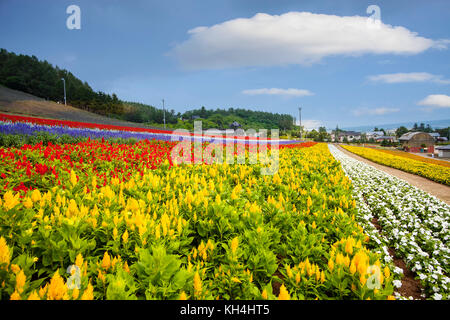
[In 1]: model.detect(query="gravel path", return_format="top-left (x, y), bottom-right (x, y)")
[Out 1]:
top-left (336, 144), bottom-right (450, 205)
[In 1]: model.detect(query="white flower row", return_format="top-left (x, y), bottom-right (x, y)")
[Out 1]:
top-left (328, 144), bottom-right (450, 300)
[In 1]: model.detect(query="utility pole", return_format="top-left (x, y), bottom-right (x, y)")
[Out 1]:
top-left (61, 78), bottom-right (66, 106)
top-left (162, 99), bottom-right (166, 129)
top-left (298, 107), bottom-right (302, 139)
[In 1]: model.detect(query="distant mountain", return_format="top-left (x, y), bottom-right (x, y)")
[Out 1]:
top-left (340, 119), bottom-right (450, 133)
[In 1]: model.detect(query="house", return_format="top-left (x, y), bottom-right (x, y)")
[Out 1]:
top-left (365, 131), bottom-right (384, 140)
top-left (436, 145), bottom-right (450, 158)
top-left (398, 132), bottom-right (435, 153)
top-left (331, 130), bottom-right (361, 142)
top-left (385, 129), bottom-right (397, 136)
top-left (374, 136), bottom-right (396, 143)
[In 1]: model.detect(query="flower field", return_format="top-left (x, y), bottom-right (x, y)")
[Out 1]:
top-left (329, 145), bottom-right (450, 300)
top-left (375, 149), bottom-right (450, 168)
top-left (341, 145), bottom-right (450, 186)
top-left (0, 113), bottom-right (300, 146)
top-left (0, 134), bottom-right (398, 300)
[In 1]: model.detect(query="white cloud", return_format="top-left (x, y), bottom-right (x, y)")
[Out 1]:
top-left (418, 94), bottom-right (450, 110)
top-left (242, 88), bottom-right (314, 97)
top-left (170, 11), bottom-right (444, 70)
top-left (353, 107), bottom-right (400, 116)
top-left (368, 72), bottom-right (450, 84)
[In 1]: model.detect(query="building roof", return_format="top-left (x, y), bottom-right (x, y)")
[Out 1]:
top-left (399, 131), bottom-right (433, 141)
top-left (375, 136), bottom-right (395, 139)
top-left (429, 132), bottom-right (440, 137)
top-left (366, 131), bottom-right (384, 136)
top-left (339, 131), bottom-right (361, 136)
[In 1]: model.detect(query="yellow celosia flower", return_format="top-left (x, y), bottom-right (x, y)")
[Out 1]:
top-left (72, 288), bottom-right (80, 300)
top-left (360, 274), bottom-right (367, 287)
top-left (306, 196), bottom-right (312, 208)
top-left (343, 255), bottom-right (350, 268)
top-left (10, 290), bottom-right (21, 300)
top-left (278, 284), bottom-right (290, 300)
top-left (27, 290), bottom-right (40, 300)
top-left (179, 291), bottom-right (188, 300)
top-left (155, 225), bottom-right (160, 240)
top-left (387, 295), bottom-right (395, 300)
top-left (349, 262), bottom-right (356, 275)
top-left (231, 277), bottom-right (241, 283)
top-left (0, 237), bottom-right (11, 268)
top-left (193, 271), bottom-right (202, 297)
top-left (75, 253), bottom-right (84, 269)
top-left (23, 197), bottom-right (33, 209)
top-left (295, 272), bottom-right (301, 284)
top-left (123, 261), bottom-right (130, 273)
top-left (70, 169), bottom-right (77, 187)
top-left (97, 270), bottom-right (105, 282)
top-left (10, 264), bottom-right (20, 273)
top-left (101, 251), bottom-right (111, 270)
top-left (39, 284), bottom-right (48, 299)
top-left (3, 190), bottom-right (20, 211)
top-left (81, 282), bottom-right (94, 300)
top-left (47, 271), bottom-right (69, 300)
top-left (31, 189), bottom-right (41, 203)
top-left (286, 265), bottom-right (293, 279)
top-left (328, 259), bottom-right (334, 272)
top-left (315, 269), bottom-right (321, 282)
top-left (122, 230), bottom-right (129, 243)
top-left (15, 269), bottom-right (26, 293)
top-left (345, 239), bottom-right (353, 255)
top-left (67, 199), bottom-right (79, 216)
top-left (261, 289), bottom-right (268, 299)
top-left (230, 237), bottom-right (239, 255)
top-left (384, 266), bottom-right (390, 279)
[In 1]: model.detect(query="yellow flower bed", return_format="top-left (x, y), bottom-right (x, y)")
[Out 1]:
top-left (341, 145), bottom-right (450, 185)
top-left (375, 149), bottom-right (450, 168)
top-left (0, 142), bottom-right (395, 300)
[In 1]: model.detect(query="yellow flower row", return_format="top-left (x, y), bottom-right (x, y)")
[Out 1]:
top-left (341, 145), bottom-right (450, 185)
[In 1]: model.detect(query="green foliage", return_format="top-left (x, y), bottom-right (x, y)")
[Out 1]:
top-left (180, 107), bottom-right (295, 131)
top-left (133, 245), bottom-right (192, 300)
top-left (395, 126), bottom-right (409, 138)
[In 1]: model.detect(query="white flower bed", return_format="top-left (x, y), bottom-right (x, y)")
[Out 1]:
top-left (328, 144), bottom-right (450, 300)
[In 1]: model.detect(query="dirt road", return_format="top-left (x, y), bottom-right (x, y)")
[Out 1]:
top-left (337, 145), bottom-right (450, 205)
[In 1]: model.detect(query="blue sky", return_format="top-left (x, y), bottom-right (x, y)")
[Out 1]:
top-left (1, 0), bottom-right (449, 129)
